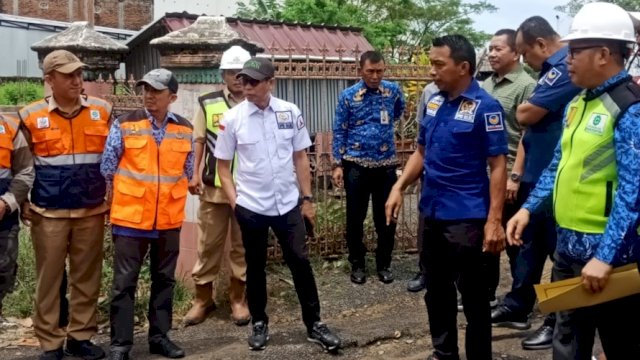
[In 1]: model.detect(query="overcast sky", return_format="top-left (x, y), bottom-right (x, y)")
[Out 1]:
top-left (470, 0), bottom-right (572, 37)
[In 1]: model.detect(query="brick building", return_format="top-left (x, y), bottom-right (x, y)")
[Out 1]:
top-left (1, 0), bottom-right (153, 30)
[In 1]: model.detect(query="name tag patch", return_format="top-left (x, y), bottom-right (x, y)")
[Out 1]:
top-left (90, 109), bottom-right (101, 121)
top-left (426, 95), bottom-right (444, 117)
top-left (484, 112), bottom-right (504, 132)
top-left (0, 125), bottom-right (5, 134)
top-left (454, 99), bottom-right (479, 123)
top-left (276, 111), bottom-right (294, 129)
top-left (585, 113), bottom-right (608, 135)
top-left (37, 117), bottom-right (50, 129)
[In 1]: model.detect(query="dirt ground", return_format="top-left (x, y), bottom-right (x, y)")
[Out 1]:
top-left (0, 253), bottom-right (581, 360)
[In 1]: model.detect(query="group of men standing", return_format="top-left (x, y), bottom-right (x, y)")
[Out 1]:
top-left (0, 2), bottom-right (639, 360)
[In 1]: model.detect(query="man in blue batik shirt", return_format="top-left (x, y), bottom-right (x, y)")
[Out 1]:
top-left (332, 50), bottom-right (406, 285)
top-left (508, 3), bottom-right (640, 359)
top-left (387, 34), bottom-right (508, 360)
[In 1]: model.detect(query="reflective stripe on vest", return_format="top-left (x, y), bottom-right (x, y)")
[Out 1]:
top-left (109, 112), bottom-right (193, 231)
top-left (20, 97), bottom-right (109, 209)
top-left (0, 115), bottom-right (18, 195)
top-left (554, 92), bottom-right (619, 233)
top-left (199, 92), bottom-right (236, 187)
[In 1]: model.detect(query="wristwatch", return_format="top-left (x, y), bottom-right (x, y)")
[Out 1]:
top-left (302, 195), bottom-right (314, 203)
top-left (510, 173), bottom-right (521, 182)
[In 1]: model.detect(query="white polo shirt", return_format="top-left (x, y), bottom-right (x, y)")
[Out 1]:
top-left (214, 95), bottom-right (312, 216)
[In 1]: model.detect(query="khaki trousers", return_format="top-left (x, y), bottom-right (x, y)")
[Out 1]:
top-left (31, 213), bottom-right (105, 351)
top-left (191, 201), bottom-right (246, 285)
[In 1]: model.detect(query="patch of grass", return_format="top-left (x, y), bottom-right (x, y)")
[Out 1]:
top-left (0, 81), bottom-right (44, 106)
top-left (4, 226), bottom-right (192, 324)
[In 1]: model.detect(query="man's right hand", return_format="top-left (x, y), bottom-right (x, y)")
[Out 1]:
top-left (385, 185), bottom-right (403, 225)
top-left (188, 174), bottom-right (202, 195)
top-left (332, 167), bottom-right (343, 188)
top-left (506, 208), bottom-right (530, 246)
top-left (20, 201), bottom-right (32, 227)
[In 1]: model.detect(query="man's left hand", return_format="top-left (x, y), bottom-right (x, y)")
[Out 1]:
top-left (483, 219), bottom-right (506, 254)
top-left (301, 200), bottom-right (315, 228)
top-left (581, 258), bottom-right (613, 293)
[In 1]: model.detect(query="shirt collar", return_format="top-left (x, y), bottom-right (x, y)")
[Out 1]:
top-left (541, 46), bottom-right (569, 75)
top-left (585, 70), bottom-right (631, 99)
top-left (223, 87), bottom-right (242, 107)
top-left (438, 79), bottom-right (480, 101)
top-left (246, 95), bottom-right (274, 115)
top-left (490, 65), bottom-right (525, 84)
top-left (356, 79), bottom-right (386, 93)
top-left (144, 108), bottom-right (178, 127)
top-left (47, 95), bottom-right (88, 113)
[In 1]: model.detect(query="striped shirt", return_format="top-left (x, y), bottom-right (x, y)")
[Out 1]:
top-left (481, 65), bottom-right (536, 172)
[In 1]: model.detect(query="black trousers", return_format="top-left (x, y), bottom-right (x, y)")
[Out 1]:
top-left (421, 219), bottom-right (491, 360)
top-left (109, 230), bottom-right (180, 352)
top-left (552, 251), bottom-right (640, 360)
top-left (0, 223), bottom-right (19, 307)
top-left (343, 160), bottom-right (397, 270)
top-left (234, 204), bottom-right (321, 330)
top-left (502, 183), bottom-right (557, 327)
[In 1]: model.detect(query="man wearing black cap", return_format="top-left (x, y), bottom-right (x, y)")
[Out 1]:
top-left (101, 68), bottom-right (193, 360)
top-left (215, 57), bottom-right (342, 352)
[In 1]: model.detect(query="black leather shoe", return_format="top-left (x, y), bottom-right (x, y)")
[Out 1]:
top-left (377, 268), bottom-right (394, 284)
top-left (307, 321), bottom-right (341, 352)
top-left (350, 268), bottom-right (366, 284)
top-left (248, 321), bottom-right (270, 350)
top-left (406, 272), bottom-right (426, 292)
top-left (491, 305), bottom-right (530, 330)
top-left (522, 324), bottom-right (553, 350)
top-left (108, 350), bottom-right (129, 360)
top-left (65, 339), bottom-right (105, 360)
top-left (39, 348), bottom-right (64, 360)
top-left (149, 337), bottom-right (185, 358)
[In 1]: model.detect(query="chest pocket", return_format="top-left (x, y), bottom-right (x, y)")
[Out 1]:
top-left (237, 132), bottom-right (261, 163)
top-left (84, 125), bottom-right (109, 152)
top-left (32, 129), bottom-right (65, 157)
top-left (448, 121), bottom-right (476, 151)
top-left (123, 136), bottom-right (150, 172)
top-left (167, 139), bottom-right (191, 175)
top-left (0, 134), bottom-right (13, 168)
top-left (276, 130), bottom-right (294, 159)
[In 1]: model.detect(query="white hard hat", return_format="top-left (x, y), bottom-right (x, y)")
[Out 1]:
top-left (562, 2), bottom-right (635, 43)
top-left (220, 46), bottom-right (251, 70)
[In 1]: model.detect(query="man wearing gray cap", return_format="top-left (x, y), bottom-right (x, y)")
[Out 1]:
top-left (19, 49), bottom-right (111, 360)
top-left (101, 68), bottom-right (193, 360)
top-left (215, 57), bottom-right (341, 352)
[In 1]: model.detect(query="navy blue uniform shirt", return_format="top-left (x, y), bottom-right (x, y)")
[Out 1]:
top-left (522, 47), bottom-right (581, 184)
top-left (418, 79), bottom-right (508, 220)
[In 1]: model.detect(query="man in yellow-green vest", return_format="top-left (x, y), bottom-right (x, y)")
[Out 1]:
top-left (185, 46), bottom-right (252, 326)
top-left (507, 3), bottom-right (640, 359)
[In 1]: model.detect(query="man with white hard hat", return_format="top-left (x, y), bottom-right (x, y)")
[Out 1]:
top-left (508, 3), bottom-right (640, 359)
top-left (184, 45), bottom-right (251, 326)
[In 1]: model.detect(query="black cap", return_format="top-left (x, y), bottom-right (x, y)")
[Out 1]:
top-left (135, 68), bottom-right (179, 93)
top-left (236, 57), bottom-right (275, 81)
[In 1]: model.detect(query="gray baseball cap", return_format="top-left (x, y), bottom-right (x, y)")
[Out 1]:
top-left (236, 57), bottom-right (275, 81)
top-left (135, 68), bottom-right (179, 93)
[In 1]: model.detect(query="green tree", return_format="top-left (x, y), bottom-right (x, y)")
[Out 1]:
top-left (234, 0), bottom-right (496, 53)
top-left (555, 0), bottom-right (640, 15)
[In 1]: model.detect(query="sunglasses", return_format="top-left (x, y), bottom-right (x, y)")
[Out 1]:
top-left (239, 76), bottom-right (270, 87)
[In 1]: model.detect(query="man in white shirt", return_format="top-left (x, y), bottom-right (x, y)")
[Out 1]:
top-left (214, 57), bottom-right (341, 353)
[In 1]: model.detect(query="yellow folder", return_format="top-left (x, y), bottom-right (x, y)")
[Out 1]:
top-left (534, 263), bottom-right (640, 314)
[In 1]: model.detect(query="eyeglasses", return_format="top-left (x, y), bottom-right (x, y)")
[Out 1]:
top-left (568, 45), bottom-right (605, 58)
top-left (239, 77), bottom-right (270, 87)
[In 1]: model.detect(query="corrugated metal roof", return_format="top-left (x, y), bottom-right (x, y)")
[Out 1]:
top-left (158, 13), bottom-right (373, 61)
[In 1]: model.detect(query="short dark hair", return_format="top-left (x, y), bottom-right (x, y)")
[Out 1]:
top-left (517, 16), bottom-right (559, 45)
top-left (360, 51), bottom-right (385, 68)
top-left (601, 39), bottom-right (630, 65)
top-left (494, 29), bottom-right (517, 51)
top-left (432, 34), bottom-right (476, 75)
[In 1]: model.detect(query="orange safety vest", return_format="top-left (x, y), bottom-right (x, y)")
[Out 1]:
top-left (19, 96), bottom-right (111, 209)
top-left (0, 114), bottom-right (19, 227)
top-left (110, 109), bottom-right (193, 230)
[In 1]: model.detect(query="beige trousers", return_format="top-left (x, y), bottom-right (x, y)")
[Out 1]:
top-left (31, 213), bottom-right (105, 351)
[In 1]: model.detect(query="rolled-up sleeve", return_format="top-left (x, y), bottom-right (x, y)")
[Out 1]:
top-left (482, 102), bottom-right (509, 157)
top-left (214, 115), bottom-right (236, 161)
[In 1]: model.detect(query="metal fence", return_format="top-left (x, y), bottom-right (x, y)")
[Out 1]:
top-left (98, 47), bottom-right (431, 259)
